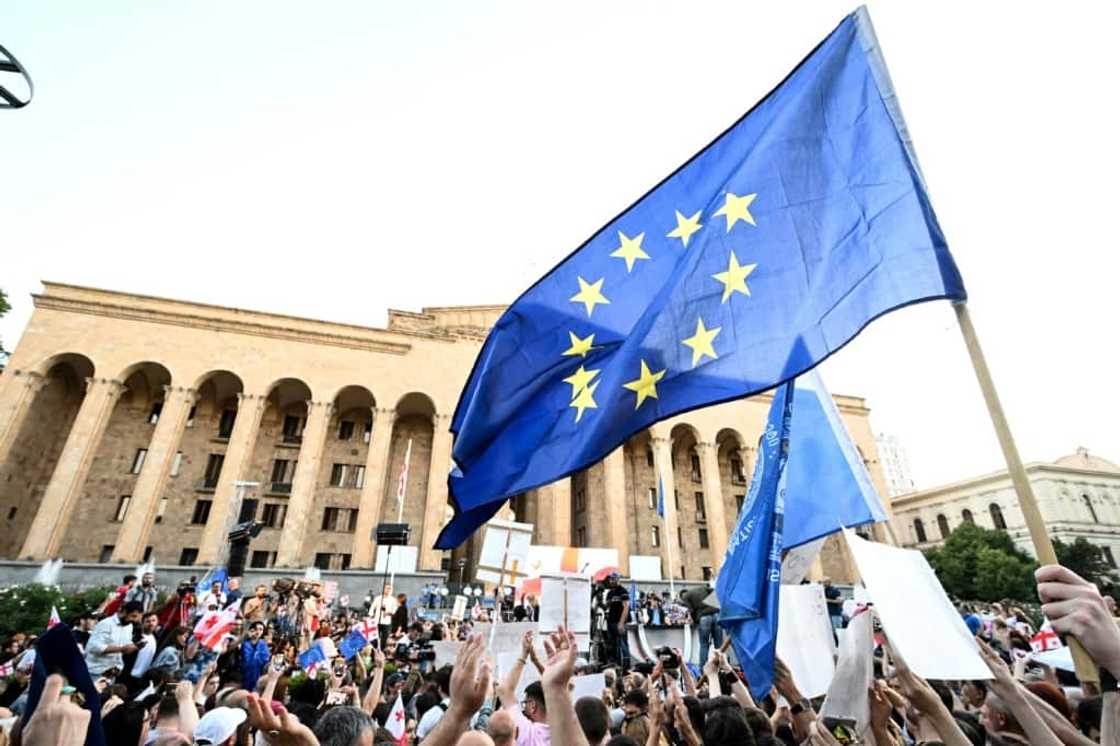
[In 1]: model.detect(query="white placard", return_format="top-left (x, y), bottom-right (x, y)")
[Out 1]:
top-left (451, 595), bottom-right (467, 621)
top-left (539, 574), bottom-right (592, 635)
top-left (570, 673), bottom-right (607, 702)
top-left (477, 520), bottom-right (534, 584)
top-left (472, 622), bottom-right (539, 653)
top-left (497, 651), bottom-right (541, 698)
top-left (776, 584), bottom-right (836, 698)
top-left (781, 537), bottom-right (826, 585)
top-left (844, 530), bottom-right (992, 680)
top-left (821, 609), bottom-right (874, 734)
top-left (374, 545), bottom-right (418, 574)
top-left (431, 641), bottom-right (464, 668)
top-left (629, 555), bottom-right (663, 582)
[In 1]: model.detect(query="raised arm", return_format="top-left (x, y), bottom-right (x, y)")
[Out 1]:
top-left (423, 633), bottom-right (493, 746)
top-left (540, 626), bottom-right (590, 746)
top-left (361, 647), bottom-right (385, 716)
top-left (497, 630), bottom-right (534, 710)
top-left (977, 639), bottom-right (1062, 746)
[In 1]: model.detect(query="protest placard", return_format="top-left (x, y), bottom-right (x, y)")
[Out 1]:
top-left (821, 609), bottom-right (874, 734)
top-left (776, 583), bottom-right (836, 698)
top-left (476, 520), bottom-right (534, 585)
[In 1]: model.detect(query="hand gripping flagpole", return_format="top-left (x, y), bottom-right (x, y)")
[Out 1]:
top-left (954, 301), bottom-right (1098, 685)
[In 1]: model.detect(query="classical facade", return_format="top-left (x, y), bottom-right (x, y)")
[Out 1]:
top-left (876, 433), bottom-right (916, 498)
top-left (0, 283), bottom-right (894, 581)
top-left (892, 447), bottom-right (1120, 567)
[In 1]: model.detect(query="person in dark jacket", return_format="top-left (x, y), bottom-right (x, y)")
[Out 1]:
top-left (682, 584), bottom-right (722, 667)
top-left (240, 621), bottom-right (271, 692)
top-left (391, 593), bottom-right (409, 635)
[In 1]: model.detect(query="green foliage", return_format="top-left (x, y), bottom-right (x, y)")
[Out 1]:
top-left (0, 583), bottom-right (114, 639)
top-left (925, 522), bottom-right (1038, 602)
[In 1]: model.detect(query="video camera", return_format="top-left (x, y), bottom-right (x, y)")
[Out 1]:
top-left (394, 639), bottom-right (436, 665)
top-left (654, 646), bottom-right (680, 669)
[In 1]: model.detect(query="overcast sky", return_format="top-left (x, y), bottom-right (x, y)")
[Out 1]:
top-left (2, 2), bottom-right (1117, 492)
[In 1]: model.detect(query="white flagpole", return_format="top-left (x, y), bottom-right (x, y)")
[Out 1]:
top-left (661, 468), bottom-right (676, 598)
top-left (388, 439), bottom-right (413, 590)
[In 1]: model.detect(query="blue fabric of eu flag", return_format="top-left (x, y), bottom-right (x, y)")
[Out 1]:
top-left (717, 380), bottom-right (793, 698)
top-left (436, 6), bottom-right (966, 549)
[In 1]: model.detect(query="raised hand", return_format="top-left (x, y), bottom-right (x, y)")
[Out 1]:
top-left (246, 692), bottom-right (319, 746)
top-left (541, 625), bottom-right (579, 693)
top-left (1036, 564), bottom-right (1120, 677)
top-left (22, 674), bottom-right (91, 746)
top-left (448, 633), bottom-right (493, 718)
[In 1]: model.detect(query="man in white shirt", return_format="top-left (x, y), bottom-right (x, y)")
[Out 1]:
top-left (125, 611), bottom-right (159, 682)
top-left (198, 580), bottom-right (227, 612)
top-left (369, 584), bottom-right (397, 649)
top-left (84, 601), bottom-right (143, 677)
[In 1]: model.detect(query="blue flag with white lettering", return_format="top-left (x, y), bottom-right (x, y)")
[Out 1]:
top-left (717, 381), bottom-right (793, 698)
top-left (784, 370), bottom-right (887, 550)
top-left (436, 6), bottom-right (965, 549)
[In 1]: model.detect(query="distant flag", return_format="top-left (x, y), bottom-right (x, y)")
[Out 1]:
top-left (385, 693), bottom-right (408, 745)
top-left (782, 370), bottom-right (888, 549)
top-left (470, 600), bottom-right (482, 621)
top-left (436, 6), bottom-right (965, 549)
top-left (194, 603), bottom-right (238, 651)
top-left (47, 607), bottom-right (60, 630)
top-left (338, 628), bottom-right (369, 661)
top-left (355, 618), bottom-right (378, 644)
top-left (298, 644), bottom-right (327, 676)
top-left (397, 440), bottom-right (413, 506)
top-left (1031, 626), bottom-right (1062, 653)
top-left (656, 473), bottom-right (666, 519)
top-left (717, 381), bottom-right (794, 698)
top-left (195, 567), bottom-right (228, 598)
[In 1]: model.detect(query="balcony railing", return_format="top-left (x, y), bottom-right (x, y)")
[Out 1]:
top-left (196, 477), bottom-right (219, 492)
top-left (281, 433), bottom-right (303, 445)
top-left (270, 482), bottom-right (293, 495)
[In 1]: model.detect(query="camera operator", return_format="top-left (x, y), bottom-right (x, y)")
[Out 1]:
top-left (394, 622), bottom-right (436, 673)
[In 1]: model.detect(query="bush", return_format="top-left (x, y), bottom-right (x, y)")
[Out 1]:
top-left (0, 583), bottom-right (115, 639)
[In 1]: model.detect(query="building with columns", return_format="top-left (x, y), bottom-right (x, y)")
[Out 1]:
top-left (892, 447), bottom-right (1120, 568)
top-left (0, 282), bottom-right (894, 581)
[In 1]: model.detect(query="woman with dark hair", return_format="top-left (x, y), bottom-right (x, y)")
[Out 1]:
top-left (150, 626), bottom-right (190, 677)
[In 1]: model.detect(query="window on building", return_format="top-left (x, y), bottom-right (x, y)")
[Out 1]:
top-left (576, 526), bottom-right (587, 547)
top-left (1104, 547), bottom-right (1118, 569)
top-left (680, 565), bottom-right (686, 580)
top-left (321, 507), bottom-right (358, 532)
top-left (646, 448), bottom-right (654, 467)
top-left (575, 489), bottom-right (586, 513)
top-left (695, 492), bottom-right (706, 520)
top-left (338, 420), bottom-right (355, 441)
top-left (149, 401), bottom-right (163, 425)
top-left (731, 457), bottom-right (745, 484)
top-left (203, 454), bottom-right (224, 489)
top-left (314, 553), bottom-right (332, 570)
top-left (913, 518), bottom-right (927, 543)
top-left (250, 551), bottom-right (272, 569)
top-left (736, 494), bottom-right (745, 513)
top-left (99, 545), bottom-right (115, 563)
top-left (270, 459), bottom-right (290, 483)
top-left (114, 495), bottom-right (131, 522)
top-left (677, 526), bottom-right (683, 547)
top-left (191, 500), bottom-right (212, 525)
top-left (702, 566), bottom-right (713, 581)
top-left (699, 528), bottom-right (710, 549)
top-left (962, 508), bottom-right (974, 524)
top-left (6, 506), bottom-right (16, 520)
top-left (186, 405), bottom-right (197, 428)
top-left (352, 466), bottom-right (365, 489)
top-left (282, 415), bottom-right (304, 443)
top-left (322, 507), bottom-right (339, 531)
top-left (155, 496), bottom-right (168, 524)
top-left (178, 547), bottom-right (198, 566)
top-left (651, 525), bottom-right (660, 548)
top-left (989, 503), bottom-right (1007, 530)
top-left (347, 509), bottom-right (358, 533)
top-left (648, 488), bottom-right (657, 510)
top-left (170, 451), bottom-right (183, 477)
top-left (339, 554), bottom-right (352, 570)
top-left (363, 421), bottom-right (372, 444)
top-left (218, 410), bottom-right (237, 439)
top-left (261, 503), bottom-right (287, 528)
top-left (330, 464), bottom-right (348, 487)
top-left (130, 449), bottom-right (148, 475)
top-left (690, 454), bottom-right (702, 482)
top-left (674, 490), bottom-right (680, 510)
top-left (142, 546), bottom-right (153, 562)
top-left (937, 514), bottom-right (950, 539)
top-left (1084, 494), bottom-right (1100, 523)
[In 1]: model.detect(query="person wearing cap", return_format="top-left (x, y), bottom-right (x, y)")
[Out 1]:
top-left (192, 705), bottom-right (248, 745)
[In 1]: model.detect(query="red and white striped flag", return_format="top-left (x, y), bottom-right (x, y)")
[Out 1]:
top-left (396, 440), bottom-right (413, 504)
top-left (47, 606), bottom-right (61, 630)
top-left (385, 693), bottom-right (408, 745)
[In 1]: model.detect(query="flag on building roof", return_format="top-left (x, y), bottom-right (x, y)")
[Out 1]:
top-left (436, 6), bottom-right (965, 549)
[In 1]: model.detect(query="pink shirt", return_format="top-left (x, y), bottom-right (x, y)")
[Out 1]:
top-left (512, 709), bottom-right (551, 746)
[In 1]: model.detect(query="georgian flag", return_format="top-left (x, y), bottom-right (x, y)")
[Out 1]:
top-left (47, 606), bottom-right (61, 630)
top-left (355, 618), bottom-right (378, 643)
top-left (385, 694), bottom-right (408, 745)
top-left (1031, 624), bottom-right (1062, 653)
top-left (194, 602), bottom-right (239, 650)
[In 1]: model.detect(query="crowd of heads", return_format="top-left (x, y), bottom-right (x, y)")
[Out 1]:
top-left (0, 562), bottom-right (1118, 745)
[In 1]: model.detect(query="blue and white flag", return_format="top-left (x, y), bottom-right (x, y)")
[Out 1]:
top-left (195, 567), bottom-right (228, 598)
top-left (717, 381), bottom-right (794, 699)
top-left (298, 644), bottom-right (327, 675)
top-left (783, 370), bottom-right (887, 550)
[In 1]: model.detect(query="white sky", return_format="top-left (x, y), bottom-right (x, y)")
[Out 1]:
top-left (2, 2), bottom-right (1117, 491)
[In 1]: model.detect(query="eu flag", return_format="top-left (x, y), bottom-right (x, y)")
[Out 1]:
top-left (436, 6), bottom-right (965, 549)
top-left (716, 381), bottom-right (793, 698)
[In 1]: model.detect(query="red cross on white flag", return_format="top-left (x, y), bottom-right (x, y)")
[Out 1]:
top-left (385, 693), bottom-right (407, 744)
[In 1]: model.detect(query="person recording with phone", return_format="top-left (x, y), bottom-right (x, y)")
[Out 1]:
top-left (83, 601), bottom-right (143, 677)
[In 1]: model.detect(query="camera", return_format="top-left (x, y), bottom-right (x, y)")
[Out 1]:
top-left (394, 641), bottom-right (436, 664)
top-left (654, 646), bottom-right (680, 670)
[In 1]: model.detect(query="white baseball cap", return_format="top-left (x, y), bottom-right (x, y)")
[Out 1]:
top-left (192, 707), bottom-right (247, 745)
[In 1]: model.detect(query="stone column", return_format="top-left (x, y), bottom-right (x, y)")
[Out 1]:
top-left (537, 478), bottom-right (572, 546)
top-left (0, 370), bottom-right (48, 470)
top-left (276, 401), bottom-right (334, 567)
top-left (419, 414), bottom-right (453, 572)
top-left (697, 441), bottom-right (730, 570)
top-left (352, 407), bottom-right (396, 567)
top-left (112, 385), bottom-right (198, 562)
top-left (197, 393), bottom-right (267, 564)
top-left (651, 430), bottom-right (678, 581)
top-left (20, 377), bottom-right (126, 559)
top-left (602, 447), bottom-right (630, 575)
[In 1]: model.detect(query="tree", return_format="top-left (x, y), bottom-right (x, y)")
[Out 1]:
top-left (0, 583), bottom-right (114, 638)
top-left (1054, 537), bottom-right (1116, 589)
top-left (925, 522), bottom-right (1038, 602)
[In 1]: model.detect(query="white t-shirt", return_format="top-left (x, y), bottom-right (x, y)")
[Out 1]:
top-left (416, 697), bottom-right (448, 740)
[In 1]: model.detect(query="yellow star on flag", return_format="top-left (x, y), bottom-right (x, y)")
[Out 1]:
top-left (623, 359), bottom-right (666, 410)
top-left (712, 251), bottom-right (758, 303)
top-left (666, 210), bottom-right (703, 248)
top-left (609, 231), bottom-right (650, 272)
top-left (570, 380), bottom-right (600, 422)
top-left (562, 331), bottom-right (595, 358)
top-left (682, 317), bottom-right (721, 368)
top-left (713, 191), bottom-right (757, 231)
top-left (570, 276), bottom-right (610, 317)
top-left (562, 365), bottom-right (599, 400)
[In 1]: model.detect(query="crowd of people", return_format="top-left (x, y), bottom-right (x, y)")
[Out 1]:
top-left (0, 563), bottom-right (1117, 745)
